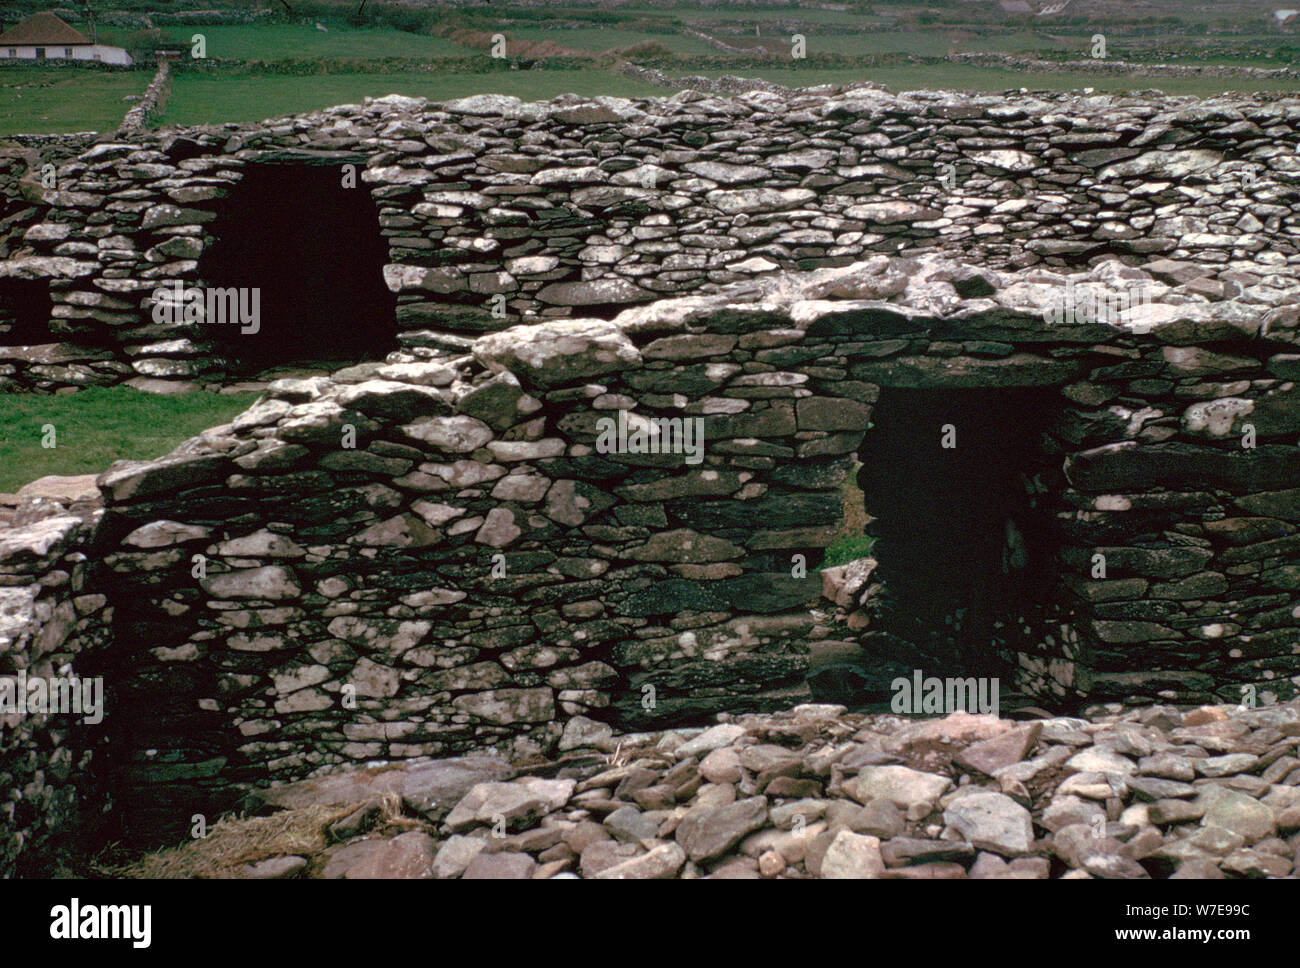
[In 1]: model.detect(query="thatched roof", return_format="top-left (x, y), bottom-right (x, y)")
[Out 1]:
top-left (0, 12), bottom-right (93, 47)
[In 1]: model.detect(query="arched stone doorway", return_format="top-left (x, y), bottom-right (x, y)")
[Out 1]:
top-left (197, 155), bottom-right (396, 373)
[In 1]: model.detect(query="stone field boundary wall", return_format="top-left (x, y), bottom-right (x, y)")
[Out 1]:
top-left (4, 85), bottom-right (1300, 390)
top-left (4, 251), bottom-right (1300, 872)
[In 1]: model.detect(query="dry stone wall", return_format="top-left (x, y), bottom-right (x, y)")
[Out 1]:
top-left (0, 484), bottom-right (113, 877)
top-left (0, 252), bottom-right (1274, 854)
top-left (5, 84), bottom-right (1300, 871)
top-left (4, 85), bottom-right (1300, 391)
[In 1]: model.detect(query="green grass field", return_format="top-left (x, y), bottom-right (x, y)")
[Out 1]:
top-left (155, 69), bottom-right (669, 126)
top-left (824, 467), bottom-right (872, 567)
top-left (99, 23), bottom-right (474, 60)
top-left (672, 8), bottom-right (890, 25)
top-left (505, 26), bottom-right (714, 55)
top-left (696, 28), bottom-right (1089, 58)
top-left (0, 66), bottom-right (147, 135)
top-left (5, 6), bottom-right (1300, 137)
top-left (0, 388), bottom-right (259, 493)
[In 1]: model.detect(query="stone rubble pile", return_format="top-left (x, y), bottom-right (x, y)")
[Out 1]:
top-left (245, 700), bottom-right (1300, 879)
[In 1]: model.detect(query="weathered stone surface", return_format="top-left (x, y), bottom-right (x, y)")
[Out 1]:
top-left (462, 851), bottom-right (537, 879)
top-left (955, 724), bottom-right (1041, 777)
top-left (337, 832), bottom-right (437, 879)
top-left (943, 792), bottom-right (1034, 856)
top-left (851, 767), bottom-right (953, 810)
top-left (819, 831), bottom-right (885, 878)
top-left (593, 842), bottom-right (687, 879)
top-left (117, 699), bottom-right (1300, 880)
top-left (431, 835), bottom-right (487, 879)
top-left (535, 278), bottom-right (654, 307)
top-left (475, 319), bottom-right (641, 388)
top-left (675, 796), bottom-right (768, 862)
top-left (98, 453), bottom-right (229, 502)
top-left (850, 353), bottom-right (1084, 388)
top-left (452, 688), bottom-right (556, 725)
top-left (445, 777), bottom-right (575, 832)
top-left (401, 415), bottom-right (493, 453)
top-left (200, 566), bottom-right (301, 601)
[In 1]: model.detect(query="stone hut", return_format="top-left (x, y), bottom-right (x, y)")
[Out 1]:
top-left (2, 86), bottom-right (1300, 873)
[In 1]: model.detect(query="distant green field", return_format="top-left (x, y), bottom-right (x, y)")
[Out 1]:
top-left (100, 23), bottom-right (473, 60)
top-left (7, 7), bottom-right (1300, 137)
top-left (781, 30), bottom-right (995, 57)
top-left (155, 69), bottom-right (672, 126)
top-left (505, 26), bottom-right (714, 54)
top-left (674, 8), bottom-right (890, 25)
top-left (0, 388), bottom-right (258, 493)
top-left (0, 66), bottom-right (146, 135)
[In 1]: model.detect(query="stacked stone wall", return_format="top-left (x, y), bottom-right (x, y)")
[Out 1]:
top-left (3, 86), bottom-right (1300, 391)
top-left (44, 253), bottom-right (1294, 845)
top-left (0, 489), bottom-right (112, 877)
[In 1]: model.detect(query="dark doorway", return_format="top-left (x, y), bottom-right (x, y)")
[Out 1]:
top-left (855, 387), bottom-right (1060, 679)
top-left (0, 279), bottom-right (52, 344)
top-left (198, 162), bottom-right (396, 372)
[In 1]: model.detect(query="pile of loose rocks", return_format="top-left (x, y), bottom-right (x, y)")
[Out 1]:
top-left (245, 700), bottom-right (1300, 879)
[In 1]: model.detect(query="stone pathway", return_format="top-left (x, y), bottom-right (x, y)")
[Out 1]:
top-left (232, 699), bottom-right (1300, 879)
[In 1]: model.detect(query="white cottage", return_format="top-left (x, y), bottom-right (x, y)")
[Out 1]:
top-left (0, 12), bottom-right (133, 67)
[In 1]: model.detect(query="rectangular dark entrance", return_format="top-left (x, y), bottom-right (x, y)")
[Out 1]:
top-left (198, 161), bottom-right (396, 372)
top-left (0, 279), bottom-right (53, 345)
top-left (855, 386), bottom-right (1061, 680)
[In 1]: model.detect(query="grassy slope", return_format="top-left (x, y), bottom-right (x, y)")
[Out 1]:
top-left (0, 66), bottom-right (147, 135)
top-left (8, 9), bottom-right (1300, 135)
top-left (98, 23), bottom-right (474, 59)
top-left (157, 58), bottom-right (1300, 127)
top-left (505, 26), bottom-right (714, 54)
top-left (0, 388), bottom-right (258, 493)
